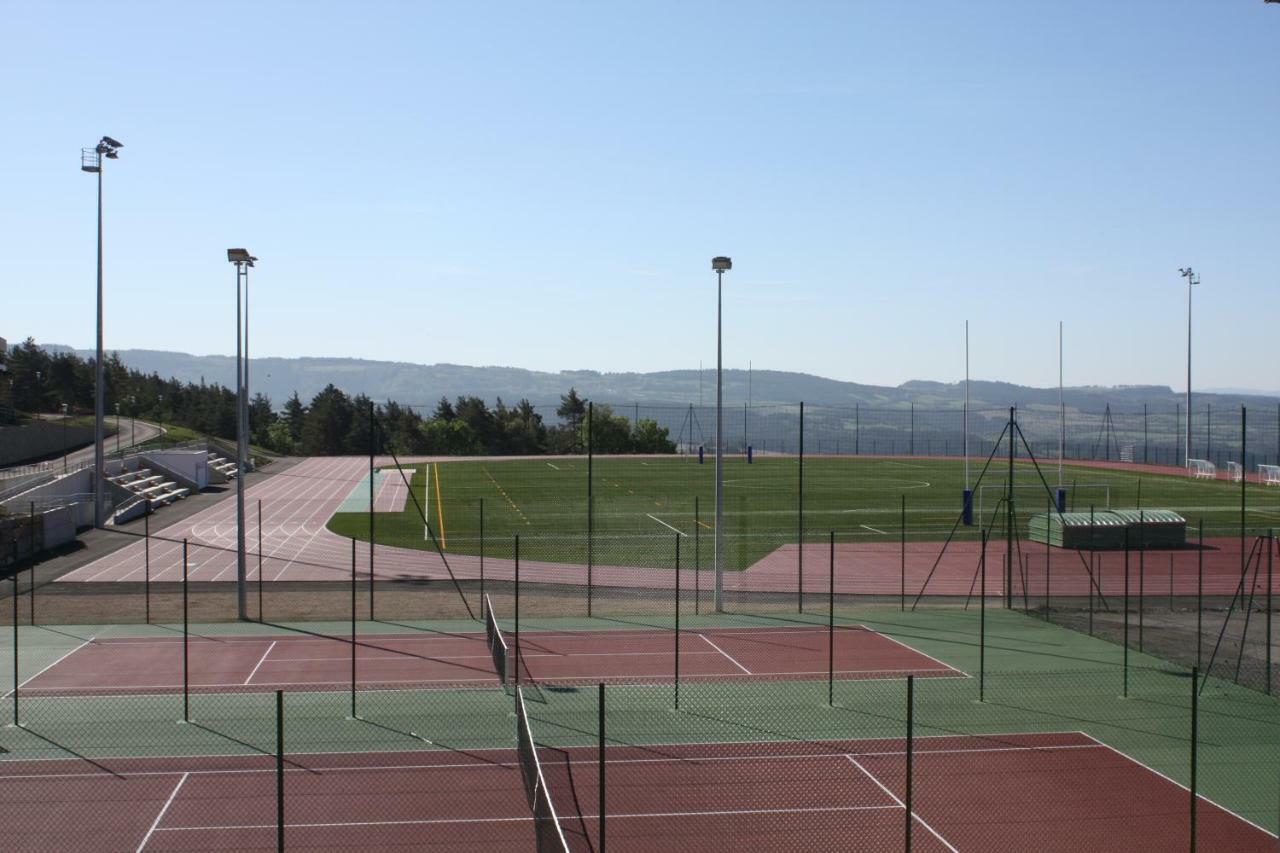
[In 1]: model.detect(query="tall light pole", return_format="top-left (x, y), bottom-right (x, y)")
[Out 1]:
top-left (1179, 267), bottom-right (1198, 466)
top-left (81, 136), bottom-right (122, 528)
top-left (712, 256), bottom-right (731, 611)
top-left (228, 248), bottom-right (257, 621)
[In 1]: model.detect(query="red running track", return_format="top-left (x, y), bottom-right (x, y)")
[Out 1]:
top-left (1, 733), bottom-right (1270, 852)
top-left (15, 626), bottom-right (962, 696)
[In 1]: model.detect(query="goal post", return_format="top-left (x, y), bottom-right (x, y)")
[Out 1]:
top-left (1259, 464), bottom-right (1280, 486)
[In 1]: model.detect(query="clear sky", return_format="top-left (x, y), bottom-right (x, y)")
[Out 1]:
top-left (3, 1), bottom-right (1277, 393)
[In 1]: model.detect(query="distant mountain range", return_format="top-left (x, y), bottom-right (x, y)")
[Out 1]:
top-left (40, 345), bottom-right (1280, 413)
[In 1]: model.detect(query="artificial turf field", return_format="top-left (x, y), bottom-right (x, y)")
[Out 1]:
top-left (328, 455), bottom-right (1280, 568)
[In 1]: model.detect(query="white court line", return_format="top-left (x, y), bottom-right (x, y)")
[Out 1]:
top-left (136, 772), bottom-right (188, 852)
top-left (860, 524), bottom-right (890, 535)
top-left (3, 635), bottom-right (96, 698)
top-left (545, 462), bottom-right (560, 470)
top-left (845, 756), bottom-right (959, 853)
top-left (1075, 731), bottom-right (1278, 839)
top-left (243, 641), bottom-right (277, 685)
top-left (156, 803), bottom-right (901, 834)
top-left (647, 513), bottom-right (687, 536)
top-left (859, 624), bottom-right (970, 678)
top-left (697, 633), bottom-right (752, 674)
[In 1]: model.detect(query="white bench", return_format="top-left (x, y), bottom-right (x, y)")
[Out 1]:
top-left (1260, 464), bottom-right (1280, 487)
top-left (1225, 461), bottom-right (1244, 482)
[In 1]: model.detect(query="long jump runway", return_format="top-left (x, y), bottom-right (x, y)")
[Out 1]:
top-left (13, 626), bottom-right (961, 696)
top-left (1, 733), bottom-right (1270, 852)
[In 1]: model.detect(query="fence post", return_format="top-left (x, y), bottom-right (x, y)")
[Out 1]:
top-left (28, 502), bottom-right (35, 626)
top-left (1089, 505), bottom-right (1095, 636)
top-left (257, 499), bottom-right (264, 622)
top-left (798, 401), bottom-right (805, 613)
top-left (479, 498), bottom-right (485, 609)
top-left (144, 509), bottom-right (151, 624)
top-left (599, 682), bottom-right (606, 853)
top-left (979, 530), bottom-right (987, 702)
top-left (587, 402), bottom-right (594, 618)
top-left (1123, 529), bottom-right (1130, 699)
top-left (1197, 520), bottom-right (1203, 670)
top-left (829, 532), bottom-right (839, 701)
top-left (1139, 511), bottom-right (1145, 653)
top-left (276, 686), bottom-right (284, 850)
top-left (350, 537), bottom-right (357, 720)
top-left (1267, 530), bottom-right (1273, 697)
top-left (369, 400), bottom-right (376, 622)
top-left (1190, 667), bottom-right (1197, 853)
top-left (674, 533), bottom-right (680, 711)
top-left (694, 495), bottom-right (700, 615)
top-left (11, 551), bottom-right (18, 726)
top-left (514, 534), bottom-right (520, 687)
top-left (905, 674), bottom-right (914, 852)
top-left (900, 495), bottom-right (906, 612)
top-left (182, 539), bottom-right (189, 723)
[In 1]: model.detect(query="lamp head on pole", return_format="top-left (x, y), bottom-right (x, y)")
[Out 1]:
top-left (711, 256), bottom-right (732, 273)
top-left (1178, 267), bottom-right (1198, 285)
top-left (227, 248), bottom-right (258, 268)
top-left (81, 136), bottom-right (121, 172)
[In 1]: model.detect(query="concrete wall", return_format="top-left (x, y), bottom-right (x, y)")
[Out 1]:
top-left (142, 450), bottom-right (208, 490)
top-left (0, 420), bottom-right (96, 466)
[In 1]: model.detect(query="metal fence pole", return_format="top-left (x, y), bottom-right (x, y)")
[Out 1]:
top-left (980, 530), bottom-right (987, 702)
top-left (798, 401), bottom-right (805, 613)
top-left (905, 674), bottom-right (914, 853)
top-left (479, 498), bottom-right (486, 609)
top-left (1190, 667), bottom-right (1198, 853)
top-left (514, 534), bottom-right (521, 687)
top-left (1267, 530), bottom-right (1273, 696)
top-left (1139, 511), bottom-right (1145, 653)
top-left (599, 682), bottom-right (606, 853)
top-left (1123, 529), bottom-right (1130, 698)
top-left (587, 402), bottom-right (594, 618)
top-left (144, 509), bottom-right (151, 623)
top-left (350, 537), bottom-right (357, 719)
top-left (11, 554), bottom-right (18, 726)
top-left (828, 531), bottom-right (835, 707)
top-left (1197, 520), bottom-right (1204, 670)
top-left (28, 502), bottom-right (35, 626)
top-left (369, 401), bottom-right (376, 622)
top-left (900, 495), bottom-right (906, 612)
top-left (694, 495), bottom-right (700, 615)
top-left (257, 499), bottom-right (264, 622)
top-left (276, 686), bottom-right (284, 850)
top-left (674, 533), bottom-right (681, 711)
top-left (183, 538), bottom-right (189, 723)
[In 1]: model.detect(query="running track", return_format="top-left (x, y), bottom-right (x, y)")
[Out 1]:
top-left (57, 456), bottom-right (1280, 598)
top-left (1, 732), bottom-right (1271, 851)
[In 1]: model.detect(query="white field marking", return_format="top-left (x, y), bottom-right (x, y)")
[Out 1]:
top-left (136, 772), bottom-right (189, 852)
top-left (881, 460), bottom-right (932, 469)
top-left (1075, 731), bottom-right (1278, 839)
top-left (0, 730), bottom-right (1096, 770)
top-left (2, 635), bottom-right (96, 698)
top-left (545, 462), bottom-right (560, 470)
top-left (156, 804), bottom-right (902, 834)
top-left (697, 632), bottom-right (752, 674)
top-left (0, 744), bottom-right (1112, 783)
top-left (243, 641), bottom-right (277, 684)
top-left (845, 756), bottom-right (959, 853)
top-left (858, 624), bottom-right (970, 677)
top-left (647, 514), bottom-right (687, 536)
top-left (859, 524), bottom-right (890, 535)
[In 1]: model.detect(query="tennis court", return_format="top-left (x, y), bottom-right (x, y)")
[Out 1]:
top-left (2, 731), bottom-right (1270, 852)
top-left (11, 623), bottom-right (961, 696)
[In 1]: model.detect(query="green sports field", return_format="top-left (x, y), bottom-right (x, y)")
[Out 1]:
top-left (328, 455), bottom-right (1280, 568)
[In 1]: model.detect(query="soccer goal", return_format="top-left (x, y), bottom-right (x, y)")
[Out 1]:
top-left (1225, 461), bottom-right (1244, 482)
top-left (1259, 464), bottom-right (1280, 487)
top-left (1187, 458), bottom-right (1216, 479)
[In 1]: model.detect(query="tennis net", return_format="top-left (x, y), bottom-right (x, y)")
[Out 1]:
top-left (515, 687), bottom-right (572, 852)
top-left (484, 594), bottom-right (509, 684)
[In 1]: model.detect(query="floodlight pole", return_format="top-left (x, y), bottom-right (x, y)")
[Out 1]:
top-left (1180, 268), bottom-right (1198, 467)
top-left (229, 250), bottom-right (257, 621)
top-left (712, 256), bottom-right (732, 612)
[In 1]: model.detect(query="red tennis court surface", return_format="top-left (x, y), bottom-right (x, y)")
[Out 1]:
top-left (2, 732), bottom-right (1270, 852)
top-left (16, 625), bottom-right (962, 696)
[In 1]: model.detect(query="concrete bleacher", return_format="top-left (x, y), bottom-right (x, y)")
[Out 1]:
top-left (208, 451), bottom-right (238, 479)
top-left (108, 462), bottom-right (190, 509)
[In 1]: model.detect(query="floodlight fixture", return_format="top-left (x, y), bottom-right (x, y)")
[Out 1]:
top-left (712, 256), bottom-right (732, 272)
top-left (227, 248), bottom-right (257, 266)
top-left (101, 136), bottom-right (124, 150)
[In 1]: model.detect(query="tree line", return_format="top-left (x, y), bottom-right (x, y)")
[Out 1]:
top-left (1, 339), bottom-right (675, 457)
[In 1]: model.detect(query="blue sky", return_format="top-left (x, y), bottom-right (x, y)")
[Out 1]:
top-left (3, 1), bottom-right (1277, 393)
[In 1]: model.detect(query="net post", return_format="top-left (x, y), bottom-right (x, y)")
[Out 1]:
top-left (369, 400), bottom-right (375, 622)
top-left (587, 402), bottom-right (594, 618)
top-left (276, 688), bottom-right (285, 853)
top-left (1123, 529), bottom-right (1130, 699)
top-left (905, 674), bottom-right (914, 853)
top-left (1190, 666), bottom-right (1198, 853)
top-left (828, 530), bottom-right (835, 707)
top-left (257, 499), bottom-right (264, 622)
top-left (674, 533), bottom-right (680, 711)
top-left (144, 508), bottom-right (151, 624)
top-left (182, 538), bottom-right (189, 723)
top-left (797, 402), bottom-right (806, 613)
top-left (1196, 519), bottom-right (1203, 670)
top-left (979, 529), bottom-right (987, 702)
top-left (900, 495), bottom-right (906, 612)
top-left (350, 537), bottom-right (357, 720)
top-left (599, 682), bottom-right (606, 853)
